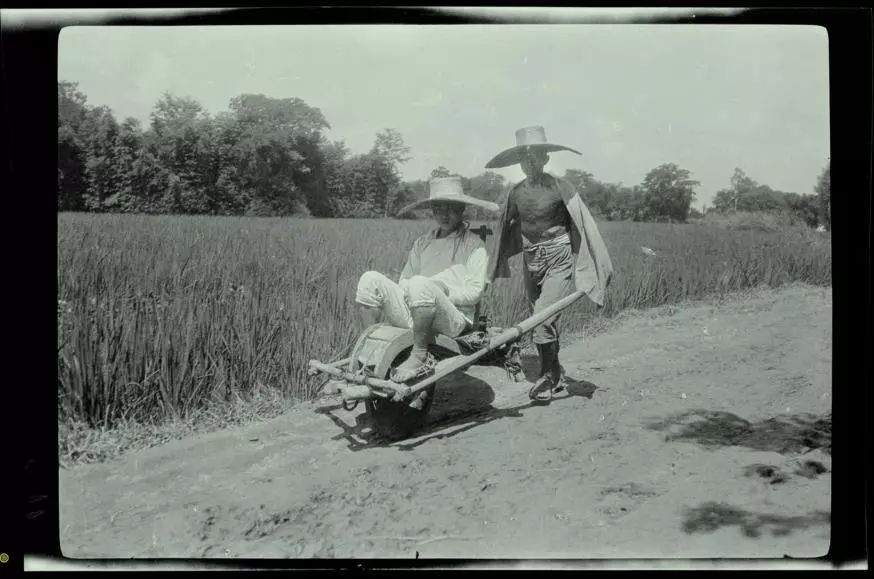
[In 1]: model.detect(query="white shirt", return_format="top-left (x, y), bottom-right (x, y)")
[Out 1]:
top-left (398, 224), bottom-right (488, 322)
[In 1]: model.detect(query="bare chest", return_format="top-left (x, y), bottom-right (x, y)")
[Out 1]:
top-left (513, 183), bottom-right (570, 239)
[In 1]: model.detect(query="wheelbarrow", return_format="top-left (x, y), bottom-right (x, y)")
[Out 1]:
top-left (308, 289), bottom-right (589, 440)
top-left (308, 291), bottom-right (585, 440)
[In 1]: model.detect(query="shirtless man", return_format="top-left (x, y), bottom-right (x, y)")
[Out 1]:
top-left (513, 148), bottom-right (574, 244)
top-left (486, 126), bottom-right (613, 401)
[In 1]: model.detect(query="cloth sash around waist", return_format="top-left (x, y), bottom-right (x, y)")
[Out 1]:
top-left (522, 231), bottom-right (571, 253)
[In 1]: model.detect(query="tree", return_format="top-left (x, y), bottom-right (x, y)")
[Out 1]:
top-left (714, 168), bottom-right (813, 217)
top-left (750, 185), bottom-right (788, 212)
top-left (371, 128), bottom-right (411, 167)
top-left (714, 168), bottom-right (756, 213)
top-left (467, 171), bottom-right (506, 220)
top-left (784, 192), bottom-right (820, 228)
top-left (370, 129), bottom-right (411, 218)
top-left (620, 185), bottom-right (648, 221)
top-left (324, 132), bottom-right (407, 218)
top-left (145, 94), bottom-right (214, 213)
top-left (730, 167), bottom-right (756, 195)
top-left (330, 152), bottom-right (395, 218)
top-left (395, 179), bottom-right (429, 220)
top-left (562, 169), bottom-right (596, 193)
top-left (58, 82), bottom-right (91, 211)
top-left (815, 162), bottom-right (830, 229)
top-left (226, 93), bottom-right (330, 216)
top-left (58, 85), bottom-right (349, 216)
top-left (709, 167), bottom-right (823, 228)
top-left (641, 163), bottom-right (699, 222)
top-left (81, 105), bottom-right (123, 211)
top-left (563, 169), bottom-right (610, 216)
top-left (606, 184), bottom-right (631, 220)
top-left (714, 168), bottom-right (766, 213)
top-left (323, 139), bottom-right (351, 217)
top-left (198, 111), bottom-right (250, 215)
top-left (602, 183), bottom-right (638, 221)
top-left (713, 189), bottom-right (735, 213)
top-left (102, 117), bottom-right (144, 212)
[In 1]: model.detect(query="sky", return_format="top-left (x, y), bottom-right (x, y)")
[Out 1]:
top-left (58, 23), bottom-right (829, 209)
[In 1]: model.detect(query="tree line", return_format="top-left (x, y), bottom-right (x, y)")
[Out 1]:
top-left (58, 82), bottom-right (830, 227)
top-left (712, 167), bottom-right (830, 229)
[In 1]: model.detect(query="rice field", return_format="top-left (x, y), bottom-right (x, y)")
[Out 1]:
top-left (57, 213), bottom-right (831, 430)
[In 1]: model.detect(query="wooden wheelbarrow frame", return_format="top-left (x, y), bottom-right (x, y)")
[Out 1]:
top-left (309, 289), bottom-right (588, 439)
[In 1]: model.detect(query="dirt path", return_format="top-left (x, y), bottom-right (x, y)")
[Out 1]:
top-left (59, 283), bottom-right (832, 560)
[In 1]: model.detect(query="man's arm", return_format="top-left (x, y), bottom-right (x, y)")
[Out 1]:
top-left (447, 245), bottom-right (488, 307)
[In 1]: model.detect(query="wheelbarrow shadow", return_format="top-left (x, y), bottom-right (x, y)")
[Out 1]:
top-left (315, 358), bottom-right (600, 452)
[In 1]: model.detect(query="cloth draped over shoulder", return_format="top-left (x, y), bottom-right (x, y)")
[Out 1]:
top-left (486, 175), bottom-right (614, 307)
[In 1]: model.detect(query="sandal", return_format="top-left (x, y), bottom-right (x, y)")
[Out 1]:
top-left (528, 367), bottom-right (567, 402)
top-left (528, 375), bottom-right (556, 402)
top-left (389, 352), bottom-right (437, 384)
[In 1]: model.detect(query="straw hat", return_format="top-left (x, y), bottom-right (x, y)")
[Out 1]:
top-left (397, 176), bottom-right (500, 215)
top-left (485, 126), bottom-right (581, 169)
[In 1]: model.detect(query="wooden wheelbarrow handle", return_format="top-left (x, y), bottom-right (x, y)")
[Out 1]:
top-left (402, 289), bottom-right (589, 397)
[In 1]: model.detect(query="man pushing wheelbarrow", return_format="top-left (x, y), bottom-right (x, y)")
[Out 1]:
top-left (485, 126), bottom-right (614, 402)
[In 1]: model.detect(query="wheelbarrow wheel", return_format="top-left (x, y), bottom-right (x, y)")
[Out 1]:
top-left (364, 347), bottom-right (437, 441)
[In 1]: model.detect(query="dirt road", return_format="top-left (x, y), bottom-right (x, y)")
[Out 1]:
top-left (59, 283), bottom-right (832, 560)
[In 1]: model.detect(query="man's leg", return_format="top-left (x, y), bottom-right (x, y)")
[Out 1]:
top-left (523, 254), bottom-right (558, 397)
top-left (355, 271), bottom-right (413, 331)
top-left (405, 304), bottom-right (439, 410)
top-left (392, 276), bottom-right (445, 381)
top-left (536, 342), bottom-right (560, 381)
top-left (393, 304), bottom-right (437, 376)
top-left (429, 283), bottom-right (471, 339)
top-left (523, 251), bottom-right (557, 382)
top-left (534, 245), bottom-right (576, 384)
top-left (392, 276), bottom-right (469, 409)
top-left (529, 245), bottom-right (575, 397)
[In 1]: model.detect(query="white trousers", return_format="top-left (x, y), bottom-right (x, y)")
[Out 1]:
top-left (355, 272), bottom-right (469, 338)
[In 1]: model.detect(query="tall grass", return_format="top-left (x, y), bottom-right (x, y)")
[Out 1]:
top-left (57, 214), bottom-right (831, 429)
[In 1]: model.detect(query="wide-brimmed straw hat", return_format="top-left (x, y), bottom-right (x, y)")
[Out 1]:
top-left (397, 176), bottom-right (500, 215)
top-left (485, 126), bottom-right (581, 169)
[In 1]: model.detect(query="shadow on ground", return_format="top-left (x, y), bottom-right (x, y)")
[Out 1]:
top-left (315, 367), bottom-right (600, 452)
top-left (644, 409), bottom-right (831, 455)
top-left (682, 501), bottom-right (830, 538)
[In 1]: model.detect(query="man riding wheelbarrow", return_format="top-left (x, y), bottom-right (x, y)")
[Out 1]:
top-left (354, 176), bottom-right (499, 410)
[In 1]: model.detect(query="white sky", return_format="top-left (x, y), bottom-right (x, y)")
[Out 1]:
top-left (58, 24), bottom-right (829, 209)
